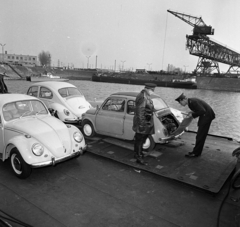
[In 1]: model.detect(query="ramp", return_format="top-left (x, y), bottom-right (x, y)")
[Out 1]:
top-left (86, 131), bottom-right (238, 193)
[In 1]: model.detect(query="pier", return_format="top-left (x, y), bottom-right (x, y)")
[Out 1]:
top-left (0, 131), bottom-right (240, 226)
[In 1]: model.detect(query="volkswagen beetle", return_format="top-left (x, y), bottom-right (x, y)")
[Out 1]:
top-left (27, 81), bottom-right (92, 125)
top-left (0, 94), bottom-right (87, 179)
top-left (82, 92), bottom-right (185, 151)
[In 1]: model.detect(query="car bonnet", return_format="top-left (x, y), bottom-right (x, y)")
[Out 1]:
top-left (6, 116), bottom-right (72, 157)
top-left (65, 96), bottom-right (90, 116)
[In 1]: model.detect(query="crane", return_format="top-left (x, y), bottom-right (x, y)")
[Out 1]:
top-left (167, 9), bottom-right (240, 74)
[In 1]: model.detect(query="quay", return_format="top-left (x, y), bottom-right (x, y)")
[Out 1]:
top-left (0, 131), bottom-right (240, 226)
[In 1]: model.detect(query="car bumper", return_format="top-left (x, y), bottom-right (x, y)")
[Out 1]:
top-left (64, 118), bottom-right (81, 124)
top-left (30, 145), bottom-right (87, 168)
top-left (158, 131), bottom-right (184, 143)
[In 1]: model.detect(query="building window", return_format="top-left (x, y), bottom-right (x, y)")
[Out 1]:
top-left (20, 57), bottom-right (23, 60)
top-left (33, 58), bottom-right (35, 60)
top-left (8, 56), bottom-right (10, 59)
top-left (16, 57), bottom-right (19, 59)
top-left (12, 56), bottom-right (14, 59)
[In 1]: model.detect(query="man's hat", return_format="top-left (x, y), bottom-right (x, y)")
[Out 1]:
top-left (175, 93), bottom-right (186, 102)
top-left (145, 83), bottom-right (157, 90)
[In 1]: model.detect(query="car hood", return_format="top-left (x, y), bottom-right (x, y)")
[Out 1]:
top-left (155, 108), bottom-right (172, 117)
top-left (65, 96), bottom-right (91, 116)
top-left (7, 116), bottom-right (72, 157)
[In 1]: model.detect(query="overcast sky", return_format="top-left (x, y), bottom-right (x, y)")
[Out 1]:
top-left (1, 0), bottom-right (239, 72)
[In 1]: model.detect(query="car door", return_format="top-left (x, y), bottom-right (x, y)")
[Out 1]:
top-left (38, 86), bottom-right (54, 108)
top-left (123, 99), bottom-right (135, 140)
top-left (95, 97), bottom-right (126, 137)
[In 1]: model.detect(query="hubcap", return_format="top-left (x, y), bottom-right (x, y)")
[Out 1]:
top-left (11, 154), bottom-right (22, 174)
top-left (84, 124), bottom-right (92, 136)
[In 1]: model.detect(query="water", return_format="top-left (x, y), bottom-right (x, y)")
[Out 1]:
top-left (5, 79), bottom-right (240, 141)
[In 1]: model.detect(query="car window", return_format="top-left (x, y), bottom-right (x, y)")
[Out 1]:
top-left (58, 87), bottom-right (82, 97)
top-left (102, 98), bottom-right (125, 112)
top-left (127, 100), bottom-right (135, 115)
top-left (3, 100), bottom-right (48, 121)
top-left (40, 87), bottom-right (53, 99)
top-left (27, 86), bottom-right (38, 97)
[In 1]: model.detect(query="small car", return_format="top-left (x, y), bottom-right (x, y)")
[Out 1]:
top-left (27, 81), bottom-right (92, 125)
top-left (82, 92), bottom-right (185, 151)
top-left (0, 94), bottom-right (87, 179)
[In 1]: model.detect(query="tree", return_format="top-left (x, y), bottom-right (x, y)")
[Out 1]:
top-left (38, 51), bottom-right (51, 67)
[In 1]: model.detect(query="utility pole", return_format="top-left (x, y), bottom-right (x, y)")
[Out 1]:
top-left (147, 63), bottom-right (152, 71)
top-left (121, 60), bottom-right (126, 71)
top-left (0, 43), bottom-right (6, 62)
top-left (95, 55), bottom-right (98, 69)
top-left (86, 56), bottom-right (91, 69)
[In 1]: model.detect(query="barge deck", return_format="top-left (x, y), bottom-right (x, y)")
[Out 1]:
top-left (86, 131), bottom-right (237, 193)
top-left (0, 131), bottom-right (240, 226)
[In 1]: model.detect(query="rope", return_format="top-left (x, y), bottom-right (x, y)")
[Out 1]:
top-left (162, 12), bottom-right (168, 71)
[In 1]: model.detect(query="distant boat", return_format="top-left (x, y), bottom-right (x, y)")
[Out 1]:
top-left (27, 72), bottom-right (69, 82)
top-left (92, 72), bottom-right (197, 89)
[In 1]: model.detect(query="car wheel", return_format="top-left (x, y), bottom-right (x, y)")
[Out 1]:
top-left (10, 149), bottom-right (32, 179)
top-left (82, 120), bottom-right (95, 138)
top-left (142, 135), bottom-right (155, 152)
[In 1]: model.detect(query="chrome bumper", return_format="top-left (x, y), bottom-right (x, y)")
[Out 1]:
top-left (64, 118), bottom-right (81, 124)
top-left (31, 145), bottom-right (87, 168)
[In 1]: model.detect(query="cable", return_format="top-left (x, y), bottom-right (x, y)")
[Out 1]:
top-left (0, 209), bottom-right (33, 227)
top-left (162, 12), bottom-right (168, 71)
top-left (216, 166), bottom-right (240, 227)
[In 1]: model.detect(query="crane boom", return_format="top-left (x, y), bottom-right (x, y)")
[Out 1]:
top-left (167, 9), bottom-right (240, 74)
top-left (167, 10), bottom-right (214, 36)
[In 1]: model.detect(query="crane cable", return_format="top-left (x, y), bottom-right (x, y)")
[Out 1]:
top-left (162, 12), bottom-right (168, 71)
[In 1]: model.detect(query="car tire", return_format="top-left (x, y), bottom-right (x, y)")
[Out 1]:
top-left (82, 120), bottom-right (95, 138)
top-left (142, 135), bottom-right (155, 152)
top-left (10, 148), bottom-right (32, 179)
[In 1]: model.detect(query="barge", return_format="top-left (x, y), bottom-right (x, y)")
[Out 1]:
top-left (92, 72), bottom-right (197, 89)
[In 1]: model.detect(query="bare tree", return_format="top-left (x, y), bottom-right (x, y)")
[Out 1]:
top-left (38, 51), bottom-right (51, 67)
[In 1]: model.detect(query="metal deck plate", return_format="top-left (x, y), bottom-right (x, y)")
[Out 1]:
top-left (86, 131), bottom-right (238, 193)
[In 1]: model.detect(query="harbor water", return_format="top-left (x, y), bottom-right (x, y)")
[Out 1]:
top-left (5, 79), bottom-right (240, 141)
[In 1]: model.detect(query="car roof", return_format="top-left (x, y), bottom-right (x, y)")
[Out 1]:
top-left (30, 81), bottom-right (76, 90)
top-left (111, 92), bottom-right (139, 97)
top-left (111, 92), bottom-right (162, 99)
top-left (0, 94), bottom-right (38, 106)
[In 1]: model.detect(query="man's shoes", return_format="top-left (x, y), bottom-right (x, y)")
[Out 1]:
top-left (136, 158), bottom-right (148, 165)
top-left (185, 152), bottom-right (199, 158)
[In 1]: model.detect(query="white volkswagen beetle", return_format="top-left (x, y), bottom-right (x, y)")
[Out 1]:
top-left (27, 81), bottom-right (92, 125)
top-left (0, 94), bottom-right (87, 179)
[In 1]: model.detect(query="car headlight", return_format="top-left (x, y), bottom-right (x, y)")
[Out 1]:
top-left (64, 109), bottom-right (70, 116)
top-left (32, 143), bottom-right (44, 156)
top-left (73, 131), bottom-right (83, 143)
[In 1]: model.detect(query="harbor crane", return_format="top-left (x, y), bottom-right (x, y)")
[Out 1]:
top-left (167, 9), bottom-right (240, 74)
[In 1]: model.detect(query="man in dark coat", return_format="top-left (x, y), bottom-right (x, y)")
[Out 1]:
top-left (0, 72), bottom-right (8, 93)
top-left (132, 83), bottom-right (156, 165)
top-left (175, 93), bottom-right (215, 158)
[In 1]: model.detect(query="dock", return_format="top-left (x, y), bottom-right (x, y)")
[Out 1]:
top-left (0, 131), bottom-right (240, 226)
top-left (86, 131), bottom-right (237, 193)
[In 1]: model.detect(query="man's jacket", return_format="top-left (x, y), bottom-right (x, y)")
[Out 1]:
top-left (133, 89), bottom-right (155, 134)
top-left (188, 98), bottom-right (215, 126)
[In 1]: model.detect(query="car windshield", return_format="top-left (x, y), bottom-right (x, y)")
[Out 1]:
top-left (3, 100), bottom-right (48, 121)
top-left (151, 97), bottom-right (168, 111)
top-left (58, 87), bottom-right (82, 97)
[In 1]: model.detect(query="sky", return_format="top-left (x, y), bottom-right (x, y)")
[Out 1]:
top-left (1, 0), bottom-right (240, 72)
